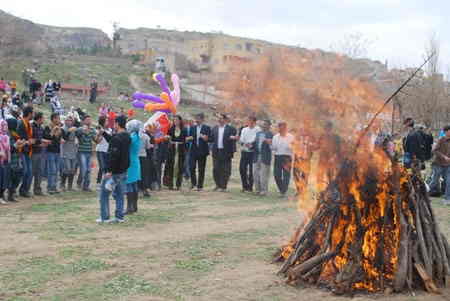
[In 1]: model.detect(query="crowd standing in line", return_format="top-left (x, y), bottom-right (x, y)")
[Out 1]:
top-left (0, 77), bottom-right (448, 225)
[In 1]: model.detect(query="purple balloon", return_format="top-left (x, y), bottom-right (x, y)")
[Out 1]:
top-left (132, 100), bottom-right (146, 109)
top-left (155, 73), bottom-right (171, 96)
top-left (132, 92), bottom-right (164, 103)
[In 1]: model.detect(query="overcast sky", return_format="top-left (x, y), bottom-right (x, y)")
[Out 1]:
top-left (3, 0), bottom-right (448, 70)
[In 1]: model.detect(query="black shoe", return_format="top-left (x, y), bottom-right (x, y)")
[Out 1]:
top-left (19, 192), bottom-right (31, 198)
top-left (82, 188), bottom-right (93, 192)
top-left (8, 192), bottom-right (18, 202)
top-left (34, 191), bottom-right (44, 196)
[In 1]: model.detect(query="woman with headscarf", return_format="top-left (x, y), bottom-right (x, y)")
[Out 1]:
top-left (0, 120), bottom-right (10, 204)
top-left (163, 115), bottom-right (186, 190)
top-left (138, 124), bottom-right (152, 197)
top-left (125, 119), bottom-right (142, 214)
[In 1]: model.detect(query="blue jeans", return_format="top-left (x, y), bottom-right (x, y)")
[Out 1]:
top-left (79, 152), bottom-right (92, 190)
top-left (126, 182), bottom-right (138, 193)
top-left (42, 149), bottom-right (48, 179)
top-left (429, 164), bottom-right (450, 200)
top-left (99, 173), bottom-right (127, 221)
top-left (19, 154), bottom-right (33, 194)
top-left (47, 152), bottom-right (60, 191)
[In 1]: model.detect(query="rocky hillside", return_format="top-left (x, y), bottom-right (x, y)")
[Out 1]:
top-left (0, 10), bottom-right (110, 56)
top-left (0, 9), bottom-right (399, 102)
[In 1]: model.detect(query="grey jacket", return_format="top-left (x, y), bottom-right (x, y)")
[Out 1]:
top-left (61, 127), bottom-right (78, 159)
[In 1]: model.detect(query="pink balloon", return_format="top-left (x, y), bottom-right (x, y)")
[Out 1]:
top-left (171, 74), bottom-right (181, 105)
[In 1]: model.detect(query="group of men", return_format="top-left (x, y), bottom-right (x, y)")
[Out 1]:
top-left (0, 103), bottom-right (101, 203)
top-left (185, 114), bottom-right (295, 197)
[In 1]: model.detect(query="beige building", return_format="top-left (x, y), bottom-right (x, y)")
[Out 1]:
top-left (116, 28), bottom-right (275, 74)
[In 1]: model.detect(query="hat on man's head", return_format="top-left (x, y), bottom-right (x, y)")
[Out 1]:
top-left (195, 112), bottom-right (205, 120)
top-left (403, 117), bottom-right (414, 127)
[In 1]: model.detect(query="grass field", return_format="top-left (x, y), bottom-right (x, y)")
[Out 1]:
top-left (1, 55), bottom-right (449, 301)
top-left (0, 157), bottom-right (449, 301)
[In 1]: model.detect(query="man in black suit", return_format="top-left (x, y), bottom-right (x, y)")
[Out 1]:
top-left (186, 113), bottom-right (211, 191)
top-left (211, 114), bottom-right (238, 192)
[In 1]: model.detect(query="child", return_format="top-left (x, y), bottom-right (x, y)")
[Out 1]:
top-left (0, 120), bottom-right (10, 204)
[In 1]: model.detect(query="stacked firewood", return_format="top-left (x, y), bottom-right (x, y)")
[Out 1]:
top-left (275, 163), bottom-right (450, 295)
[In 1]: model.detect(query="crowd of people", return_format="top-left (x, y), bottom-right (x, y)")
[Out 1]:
top-left (0, 80), bottom-right (300, 223)
top-left (0, 74), bottom-right (449, 224)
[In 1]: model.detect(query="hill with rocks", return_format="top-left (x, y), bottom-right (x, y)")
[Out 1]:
top-left (0, 9), bottom-right (110, 56)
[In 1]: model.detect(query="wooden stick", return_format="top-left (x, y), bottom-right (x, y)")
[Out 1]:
top-left (425, 198), bottom-right (450, 276)
top-left (414, 263), bottom-right (441, 294)
top-left (442, 233), bottom-right (450, 266)
top-left (288, 251), bottom-right (337, 278)
top-left (279, 206), bottom-right (331, 274)
top-left (412, 197), bottom-right (433, 277)
top-left (394, 210), bottom-right (410, 292)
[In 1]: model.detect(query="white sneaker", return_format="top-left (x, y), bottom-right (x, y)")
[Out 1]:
top-left (442, 199), bottom-right (450, 206)
top-left (0, 199), bottom-right (8, 205)
top-left (112, 218), bottom-right (125, 223)
top-left (96, 218), bottom-right (111, 224)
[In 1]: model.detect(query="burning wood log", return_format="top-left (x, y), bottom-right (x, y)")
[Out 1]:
top-left (276, 157), bottom-right (450, 295)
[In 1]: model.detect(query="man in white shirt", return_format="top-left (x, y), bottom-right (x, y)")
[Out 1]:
top-left (239, 116), bottom-right (260, 192)
top-left (272, 121), bottom-right (294, 198)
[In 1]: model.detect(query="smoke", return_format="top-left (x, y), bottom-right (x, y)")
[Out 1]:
top-left (221, 48), bottom-right (390, 213)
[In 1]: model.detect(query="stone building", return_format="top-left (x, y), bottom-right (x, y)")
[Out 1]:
top-left (116, 28), bottom-right (275, 75)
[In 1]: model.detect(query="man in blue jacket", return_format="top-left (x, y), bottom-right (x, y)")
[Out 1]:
top-left (253, 120), bottom-right (273, 196)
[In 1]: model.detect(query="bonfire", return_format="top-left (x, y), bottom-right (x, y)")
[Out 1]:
top-left (275, 155), bottom-right (450, 295)
top-left (223, 49), bottom-right (450, 295)
top-left (272, 52), bottom-right (450, 295)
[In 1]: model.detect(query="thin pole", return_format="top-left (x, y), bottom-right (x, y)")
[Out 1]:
top-left (356, 53), bottom-right (435, 147)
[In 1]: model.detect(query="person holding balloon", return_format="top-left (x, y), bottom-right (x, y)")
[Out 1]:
top-left (163, 115), bottom-right (186, 190)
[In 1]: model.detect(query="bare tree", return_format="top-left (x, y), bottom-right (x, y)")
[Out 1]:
top-left (391, 32), bottom-right (449, 130)
top-left (424, 31), bottom-right (440, 76)
top-left (330, 32), bottom-right (374, 59)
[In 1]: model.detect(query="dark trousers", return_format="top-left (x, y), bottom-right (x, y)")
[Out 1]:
top-left (190, 154), bottom-right (207, 189)
top-left (213, 150), bottom-right (232, 189)
top-left (239, 151), bottom-right (254, 191)
top-left (19, 154), bottom-right (32, 194)
top-left (274, 155), bottom-right (292, 194)
top-left (154, 152), bottom-right (165, 189)
top-left (164, 150), bottom-right (185, 189)
top-left (138, 156), bottom-right (152, 190)
top-left (31, 153), bottom-right (43, 194)
top-left (96, 151), bottom-right (108, 184)
top-left (89, 91), bottom-right (97, 103)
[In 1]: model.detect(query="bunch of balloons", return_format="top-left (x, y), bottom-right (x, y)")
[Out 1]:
top-left (131, 73), bottom-right (180, 114)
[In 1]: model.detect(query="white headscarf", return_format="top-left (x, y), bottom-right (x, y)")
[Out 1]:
top-left (126, 119), bottom-right (143, 134)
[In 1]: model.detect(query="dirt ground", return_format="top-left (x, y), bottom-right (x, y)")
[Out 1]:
top-left (0, 162), bottom-right (449, 301)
